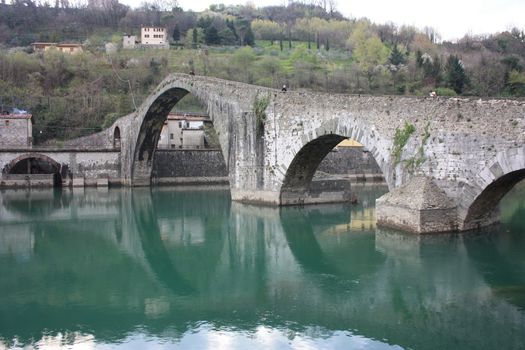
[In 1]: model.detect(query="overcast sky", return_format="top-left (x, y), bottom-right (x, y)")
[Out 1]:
top-left (117, 0), bottom-right (525, 41)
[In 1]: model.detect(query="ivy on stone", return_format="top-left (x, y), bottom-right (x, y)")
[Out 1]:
top-left (253, 92), bottom-right (271, 136)
top-left (392, 121), bottom-right (416, 166)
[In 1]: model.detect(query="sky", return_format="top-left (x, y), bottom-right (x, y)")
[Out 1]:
top-left (118, 0), bottom-right (525, 41)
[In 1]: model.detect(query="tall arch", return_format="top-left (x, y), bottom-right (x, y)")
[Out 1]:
top-left (131, 87), bottom-right (190, 185)
top-left (459, 147), bottom-right (525, 230)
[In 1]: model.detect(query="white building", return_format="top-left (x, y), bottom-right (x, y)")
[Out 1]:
top-left (158, 113), bottom-right (209, 149)
top-left (141, 26), bottom-right (168, 48)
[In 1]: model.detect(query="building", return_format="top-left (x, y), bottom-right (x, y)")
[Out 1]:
top-left (158, 113), bottom-right (210, 149)
top-left (32, 42), bottom-right (83, 54)
top-left (140, 26), bottom-right (168, 47)
top-left (0, 112), bottom-right (33, 148)
top-left (123, 34), bottom-right (137, 49)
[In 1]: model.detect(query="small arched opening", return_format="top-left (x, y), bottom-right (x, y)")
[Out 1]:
top-left (4, 154), bottom-right (65, 187)
top-left (113, 126), bottom-right (121, 149)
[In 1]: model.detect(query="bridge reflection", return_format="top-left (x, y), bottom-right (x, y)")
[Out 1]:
top-left (0, 186), bottom-right (524, 349)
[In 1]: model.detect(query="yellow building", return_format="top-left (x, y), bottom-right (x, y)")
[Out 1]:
top-left (32, 42), bottom-right (83, 54)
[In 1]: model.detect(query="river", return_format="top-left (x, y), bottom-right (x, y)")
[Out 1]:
top-left (0, 183), bottom-right (524, 349)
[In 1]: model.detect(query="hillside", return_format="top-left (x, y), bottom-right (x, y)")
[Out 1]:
top-left (0, 1), bottom-right (524, 143)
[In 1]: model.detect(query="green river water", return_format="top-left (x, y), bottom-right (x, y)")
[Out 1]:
top-left (0, 183), bottom-right (524, 349)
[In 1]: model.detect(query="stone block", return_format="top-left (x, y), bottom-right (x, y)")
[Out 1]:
top-left (72, 177), bottom-right (85, 187)
top-left (97, 177), bottom-right (109, 187)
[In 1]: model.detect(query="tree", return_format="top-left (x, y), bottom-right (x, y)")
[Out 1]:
top-left (172, 24), bottom-right (180, 41)
top-left (445, 55), bottom-right (468, 93)
top-left (388, 44), bottom-right (406, 66)
top-left (205, 26), bottom-right (220, 45)
top-left (192, 27), bottom-right (198, 47)
top-left (251, 19), bottom-right (281, 44)
top-left (506, 70), bottom-right (525, 95)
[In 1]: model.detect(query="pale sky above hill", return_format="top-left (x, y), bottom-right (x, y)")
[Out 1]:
top-left (117, 0), bottom-right (525, 41)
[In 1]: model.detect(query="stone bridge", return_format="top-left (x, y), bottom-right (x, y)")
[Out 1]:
top-left (3, 74), bottom-right (525, 233)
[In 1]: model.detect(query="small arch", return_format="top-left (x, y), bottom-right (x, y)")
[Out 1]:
top-left (279, 118), bottom-right (391, 206)
top-left (280, 134), bottom-right (347, 205)
top-left (3, 153), bottom-right (66, 187)
top-left (113, 126), bottom-right (121, 149)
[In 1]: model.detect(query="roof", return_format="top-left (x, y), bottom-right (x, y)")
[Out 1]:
top-left (337, 139), bottom-right (363, 147)
top-left (32, 42), bottom-right (82, 47)
top-left (0, 114), bottom-right (32, 120)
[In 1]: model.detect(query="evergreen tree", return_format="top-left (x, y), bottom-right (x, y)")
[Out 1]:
top-left (192, 27), bottom-right (198, 48)
top-left (415, 49), bottom-right (423, 68)
top-left (205, 26), bottom-right (220, 45)
top-left (172, 25), bottom-right (180, 41)
top-left (388, 44), bottom-right (405, 66)
top-left (244, 25), bottom-right (255, 46)
top-left (226, 19), bottom-right (238, 42)
top-left (445, 55), bottom-right (468, 93)
top-left (307, 34), bottom-right (311, 50)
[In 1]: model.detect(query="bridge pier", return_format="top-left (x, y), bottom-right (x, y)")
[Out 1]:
top-left (376, 176), bottom-right (458, 234)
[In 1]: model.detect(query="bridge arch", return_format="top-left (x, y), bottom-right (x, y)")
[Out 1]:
top-left (459, 146), bottom-right (525, 230)
top-left (279, 120), bottom-right (392, 205)
top-left (3, 153), bottom-right (66, 186)
top-left (128, 75), bottom-right (241, 186)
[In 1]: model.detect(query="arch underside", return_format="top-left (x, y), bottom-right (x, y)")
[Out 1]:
top-left (280, 134), bottom-right (348, 205)
top-left (131, 87), bottom-right (189, 185)
top-left (462, 169), bottom-right (525, 230)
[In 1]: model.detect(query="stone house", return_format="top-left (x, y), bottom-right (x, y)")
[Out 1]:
top-left (158, 113), bottom-right (209, 149)
top-left (0, 113), bottom-right (33, 148)
top-left (122, 34), bottom-right (137, 49)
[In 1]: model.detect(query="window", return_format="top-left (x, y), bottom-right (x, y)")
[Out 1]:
top-left (170, 133), bottom-right (174, 139)
top-left (145, 34), bottom-right (149, 38)
top-left (178, 121), bottom-right (182, 128)
top-left (5, 120), bottom-right (9, 126)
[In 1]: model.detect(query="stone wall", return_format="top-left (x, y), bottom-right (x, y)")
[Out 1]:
top-left (0, 117), bottom-right (32, 148)
top-left (151, 149), bottom-right (228, 185)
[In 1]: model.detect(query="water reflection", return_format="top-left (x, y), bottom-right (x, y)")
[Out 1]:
top-left (0, 184), bottom-right (524, 349)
